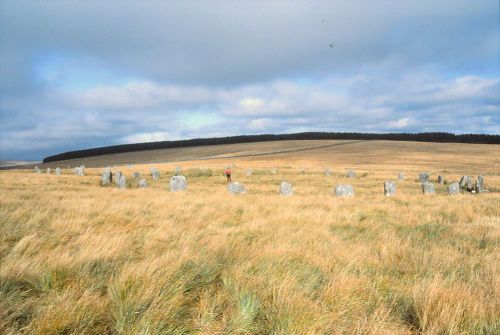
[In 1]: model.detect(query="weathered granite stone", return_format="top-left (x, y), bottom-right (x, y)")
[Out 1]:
top-left (422, 181), bottom-right (435, 195)
top-left (346, 170), bottom-right (356, 178)
top-left (228, 182), bottom-right (246, 194)
top-left (74, 167), bottom-right (85, 176)
top-left (334, 184), bottom-right (354, 197)
top-left (114, 171), bottom-right (122, 185)
top-left (175, 166), bottom-right (182, 175)
top-left (279, 182), bottom-right (293, 196)
top-left (398, 172), bottom-right (405, 180)
top-left (118, 175), bottom-right (127, 189)
top-left (133, 172), bottom-right (141, 179)
top-left (150, 168), bottom-right (160, 179)
top-left (55, 167), bottom-right (61, 175)
top-left (475, 176), bottom-right (485, 193)
top-left (46, 168), bottom-right (51, 174)
top-left (101, 171), bottom-right (112, 185)
top-left (324, 168), bottom-right (332, 176)
top-left (170, 175), bottom-right (187, 192)
top-left (447, 182), bottom-right (460, 195)
top-left (246, 169), bottom-right (253, 176)
top-left (459, 175), bottom-right (474, 192)
top-left (384, 181), bottom-right (396, 197)
top-left (437, 175), bottom-right (444, 184)
top-left (138, 179), bottom-right (147, 188)
top-left (419, 172), bottom-right (430, 183)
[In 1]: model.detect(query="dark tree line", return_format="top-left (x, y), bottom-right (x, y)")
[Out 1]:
top-left (43, 132), bottom-right (500, 163)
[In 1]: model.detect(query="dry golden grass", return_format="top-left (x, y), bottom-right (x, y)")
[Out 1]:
top-left (1, 140), bottom-right (499, 334)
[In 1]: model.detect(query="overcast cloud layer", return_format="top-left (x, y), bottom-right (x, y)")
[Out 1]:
top-left (1, 1), bottom-right (499, 160)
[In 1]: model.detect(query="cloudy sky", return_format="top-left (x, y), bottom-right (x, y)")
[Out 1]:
top-left (0, 1), bottom-right (499, 160)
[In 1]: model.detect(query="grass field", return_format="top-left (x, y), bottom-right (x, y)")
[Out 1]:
top-left (1, 140), bottom-right (499, 334)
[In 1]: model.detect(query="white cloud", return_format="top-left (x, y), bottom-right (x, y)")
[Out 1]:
top-left (121, 132), bottom-right (174, 144)
top-left (387, 117), bottom-right (412, 129)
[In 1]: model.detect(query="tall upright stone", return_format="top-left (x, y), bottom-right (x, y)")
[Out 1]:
top-left (114, 171), bottom-right (122, 185)
top-left (34, 166), bottom-right (40, 174)
top-left (398, 172), bottom-right (405, 181)
top-left (138, 179), bottom-right (147, 188)
top-left (170, 175), bottom-right (187, 192)
top-left (334, 184), bottom-right (354, 197)
top-left (346, 170), bottom-right (356, 178)
top-left (46, 168), bottom-right (51, 174)
top-left (384, 181), bottom-right (396, 197)
top-left (437, 175), bottom-right (444, 184)
top-left (447, 182), bottom-right (460, 195)
top-left (459, 175), bottom-right (474, 192)
top-left (118, 175), bottom-right (127, 189)
top-left (228, 182), bottom-right (246, 194)
top-left (324, 168), bottom-right (332, 176)
top-left (55, 167), bottom-right (61, 175)
top-left (422, 182), bottom-right (435, 195)
top-left (101, 171), bottom-right (112, 185)
top-left (279, 182), bottom-right (293, 196)
top-left (475, 176), bottom-right (485, 193)
top-left (419, 172), bottom-right (430, 183)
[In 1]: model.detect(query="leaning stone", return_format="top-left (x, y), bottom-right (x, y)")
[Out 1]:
top-left (421, 182), bottom-right (435, 195)
top-left (228, 182), bottom-right (246, 194)
top-left (398, 172), bottom-right (405, 180)
top-left (447, 182), bottom-right (460, 195)
top-left (475, 176), bottom-right (485, 193)
top-left (346, 170), bottom-right (356, 178)
top-left (246, 169), bottom-right (253, 176)
top-left (170, 175), bottom-right (187, 192)
top-left (46, 168), bottom-right (51, 174)
top-left (101, 171), bottom-right (112, 185)
top-left (114, 171), bottom-right (122, 185)
top-left (419, 172), bottom-right (430, 183)
top-left (437, 175), bottom-right (444, 184)
top-left (324, 168), bottom-right (332, 176)
top-left (55, 167), bottom-right (61, 175)
top-left (279, 182), bottom-right (293, 196)
top-left (384, 181), bottom-right (396, 197)
top-left (334, 184), bottom-right (354, 197)
top-left (133, 172), bottom-right (141, 179)
top-left (138, 179), bottom-right (147, 188)
top-left (175, 166), bottom-right (182, 175)
top-left (118, 175), bottom-right (127, 189)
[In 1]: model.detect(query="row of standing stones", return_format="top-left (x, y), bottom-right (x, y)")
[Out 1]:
top-left (35, 165), bottom-right (487, 197)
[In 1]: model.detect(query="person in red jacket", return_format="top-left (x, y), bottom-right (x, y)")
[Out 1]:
top-left (224, 167), bottom-right (232, 182)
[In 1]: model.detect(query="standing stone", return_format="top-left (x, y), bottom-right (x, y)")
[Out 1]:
top-left (101, 171), bottom-right (112, 185)
top-left (324, 168), bottom-right (332, 176)
top-left (384, 181), bottom-right (396, 197)
top-left (228, 182), bottom-right (246, 194)
top-left (118, 175), bottom-right (127, 189)
top-left (46, 168), bottom-right (51, 175)
top-left (334, 184), bottom-right (354, 197)
top-left (74, 167), bottom-right (84, 176)
top-left (279, 182), bottom-right (293, 196)
top-left (459, 175), bottom-right (474, 192)
top-left (138, 179), bottom-right (147, 188)
top-left (34, 166), bottom-right (40, 174)
top-left (150, 168), bottom-right (160, 179)
top-left (133, 172), bottom-right (141, 179)
top-left (475, 176), bottom-right (485, 193)
top-left (421, 182), bottom-right (435, 195)
top-left (301, 168), bottom-right (306, 174)
top-left (114, 171), bottom-right (122, 185)
top-left (447, 182), bottom-right (460, 195)
top-left (175, 166), bottom-right (182, 175)
top-left (419, 172), bottom-right (430, 183)
top-left (437, 175), bottom-right (444, 184)
top-left (398, 172), bottom-right (405, 181)
top-left (170, 175), bottom-right (187, 192)
top-left (346, 170), bottom-right (356, 178)
top-left (55, 167), bottom-right (61, 175)
top-left (246, 169), bottom-right (253, 176)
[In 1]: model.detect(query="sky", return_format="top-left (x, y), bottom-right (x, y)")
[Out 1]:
top-left (0, 1), bottom-right (499, 160)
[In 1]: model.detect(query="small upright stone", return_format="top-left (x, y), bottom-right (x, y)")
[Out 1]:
top-left (118, 175), bottom-right (127, 189)
top-left (138, 179), bottom-right (147, 188)
top-left (246, 169), bottom-right (253, 176)
top-left (150, 168), bottom-right (160, 179)
top-left (132, 172), bottom-right (141, 179)
top-left (34, 166), bottom-right (40, 174)
top-left (475, 176), bottom-right (486, 193)
top-left (279, 182), bottom-right (293, 196)
top-left (170, 175), bottom-right (187, 192)
top-left (114, 171), bottom-right (122, 185)
top-left (175, 166), bottom-right (182, 175)
top-left (324, 168), bottom-right (332, 176)
top-left (422, 182), bottom-right (435, 195)
top-left (334, 184), bottom-right (354, 197)
top-left (419, 172), bottom-right (430, 183)
top-left (346, 170), bottom-right (356, 178)
top-left (447, 182), bottom-right (460, 195)
top-left (228, 182), bottom-right (246, 194)
top-left (55, 167), bottom-right (61, 175)
top-left (398, 172), bottom-right (405, 180)
top-left (459, 175), bottom-right (474, 192)
top-left (437, 175), bottom-right (444, 184)
top-left (74, 166), bottom-right (85, 176)
top-left (101, 171), bottom-right (112, 185)
top-left (384, 181), bottom-right (396, 197)
top-left (46, 168), bottom-right (51, 174)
